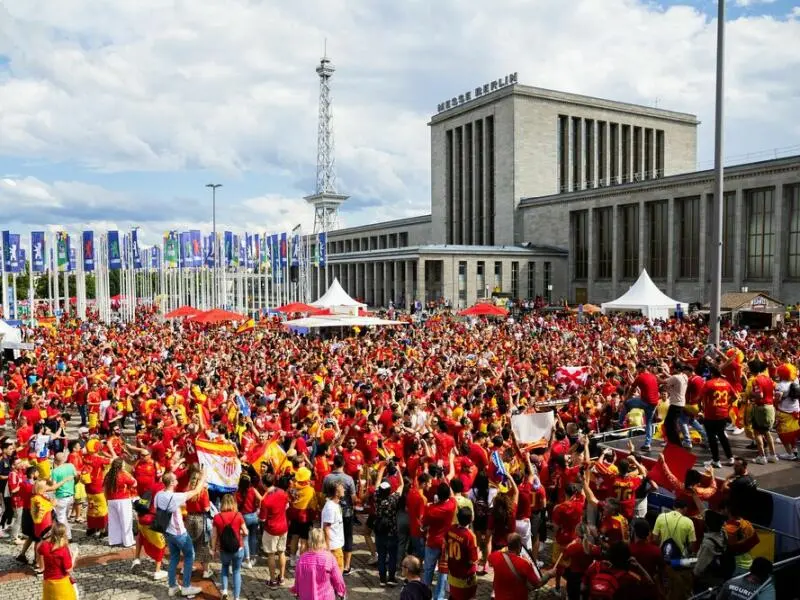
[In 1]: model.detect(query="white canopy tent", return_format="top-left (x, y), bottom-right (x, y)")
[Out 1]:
top-left (0, 320), bottom-right (22, 345)
top-left (311, 278), bottom-right (366, 315)
top-left (601, 269), bottom-right (688, 321)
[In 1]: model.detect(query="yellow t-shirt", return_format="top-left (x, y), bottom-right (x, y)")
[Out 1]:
top-left (654, 510), bottom-right (696, 555)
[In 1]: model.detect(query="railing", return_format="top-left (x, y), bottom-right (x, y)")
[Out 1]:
top-left (688, 554), bottom-right (800, 600)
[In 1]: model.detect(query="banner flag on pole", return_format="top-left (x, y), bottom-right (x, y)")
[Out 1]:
top-left (151, 245), bottom-right (160, 269)
top-left (164, 231), bottom-right (179, 268)
top-left (264, 234), bottom-right (271, 274)
top-left (82, 231), bottom-right (95, 272)
top-left (291, 234), bottom-right (300, 267)
top-left (8, 233), bottom-right (21, 273)
top-left (195, 438), bottom-right (242, 494)
top-left (68, 243), bottom-right (76, 272)
top-left (132, 229), bottom-right (143, 269)
top-left (204, 234), bottom-right (215, 268)
top-left (190, 230), bottom-right (202, 268)
top-left (245, 233), bottom-right (253, 269)
top-left (179, 232), bottom-right (191, 269)
top-left (237, 235), bottom-right (245, 267)
top-left (224, 231), bottom-right (233, 267)
top-left (279, 233), bottom-right (287, 268)
top-left (270, 234), bottom-right (278, 277)
top-left (56, 231), bottom-right (69, 272)
top-left (108, 230), bottom-right (122, 270)
top-left (318, 232), bottom-right (327, 268)
top-left (253, 235), bottom-right (260, 271)
top-left (31, 232), bottom-right (46, 273)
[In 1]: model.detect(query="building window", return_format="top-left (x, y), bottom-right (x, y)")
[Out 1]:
top-left (445, 129), bottom-right (454, 244)
top-left (633, 126), bottom-right (642, 181)
top-left (619, 203), bottom-right (639, 279)
top-left (706, 192), bottom-right (735, 279)
top-left (746, 187), bottom-right (774, 279)
top-left (647, 200), bottom-right (669, 278)
top-left (622, 124), bottom-right (631, 183)
top-left (644, 129), bottom-right (654, 179)
top-left (511, 261), bottom-right (519, 299)
top-left (572, 117), bottom-right (582, 191)
top-left (399, 232), bottom-right (409, 247)
top-left (543, 262), bottom-right (552, 302)
top-left (476, 119), bottom-right (484, 244)
top-left (597, 121), bottom-right (607, 185)
top-left (493, 261), bottom-right (502, 293)
top-left (558, 115), bottom-right (569, 193)
top-left (584, 119), bottom-right (594, 188)
top-left (477, 261), bottom-right (486, 298)
top-left (677, 196), bottom-right (700, 278)
top-left (571, 210), bottom-right (588, 280)
top-left (486, 115), bottom-right (495, 246)
top-left (610, 123), bottom-right (619, 184)
top-left (655, 130), bottom-right (665, 177)
top-left (527, 262), bottom-right (536, 299)
top-left (458, 261), bottom-right (467, 306)
top-left (788, 185), bottom-right (800, 278)
top-left (595, 207), bottom-right (613, 280)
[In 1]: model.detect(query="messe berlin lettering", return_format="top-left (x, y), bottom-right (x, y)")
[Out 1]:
top-left (437, 72), bottom-right (518, 113)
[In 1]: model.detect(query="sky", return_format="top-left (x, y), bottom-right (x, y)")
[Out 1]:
top-left (0, 0), bottom-right (799, 248)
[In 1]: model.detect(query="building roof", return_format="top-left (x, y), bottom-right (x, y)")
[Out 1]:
top-left (328, 243), bottom-right (567, 263)
top-left (519, 154), bottom-right (800, 208)
top-left (429, 83), bottom-right (699, 126)
top-left (718, 292), bottom-right (784, 310)
top-left (327, 214), bottom-right (431, 238)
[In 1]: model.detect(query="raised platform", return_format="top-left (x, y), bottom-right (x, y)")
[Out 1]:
top-left (600, 433), bottom-right (800, 499)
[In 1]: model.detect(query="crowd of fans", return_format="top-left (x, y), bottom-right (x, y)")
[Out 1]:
top-left (0, 307), bottom-right (796, 600)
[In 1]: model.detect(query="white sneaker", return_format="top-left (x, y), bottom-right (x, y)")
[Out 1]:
top-left (704, 460), bottom-right (721, 469)
top-left (724, 457), bottom-right (736, 466)
top-left (244, 559), bottom-right (253, 569)
top-left (221, 590), bottom-right (229, 600)
top-left (181, 586), bottom-right (202, 597)
top-left (202, 568), bottom-right (214, 579)
top-left (153, 570), bottom-right (168, 581)
top-left (767, 455), bottom-right (779, 463)
top-left (730, 427), bottom-right (745, 435)
top-left (131, 559), bottom-right (141, 569)
top-left (168, 588), bottom-right (180, 598)
top-left (754, 455), bottom-right (767, 465)
top-left (778, 453), bottom-right (796, 461)
top-left (725, 423), bottom-right (736, 432)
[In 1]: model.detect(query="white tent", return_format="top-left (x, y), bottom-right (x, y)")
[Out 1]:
top-left (284, 315), bottom-right (405, 329)
top-left (311, 278), bottom-right (366, 315)
top-left (601, 269), bottom-right (688, 321)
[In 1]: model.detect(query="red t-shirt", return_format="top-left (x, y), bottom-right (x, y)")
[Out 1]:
top-left (552, 496), bottom-right (585, 546)
top-left (422, 497), bottom-right (456, 549)
top-left (612, 475), bottom-right (642, 521)
top-left (407, 487), bottom-right (426, 538)
top-left (342, 449), bottom-right (364, 479)
top-left (751, 374), bottom-right (775, 406)
top-left (632, 372), bottom-right (660, 405)
top-left (488, 550), bottom-right (541, 600)
top-left (107, 470), bottom-right (137, 500)
top-left (236, 486), bottom-right (259, 514)
top-left (703, 378), bottom-right (736, 420)
top-left (39, 541), bottom-right (73, 581)
top-left (629, 540), bottom-right (664, 577)
top-left (212, 511), bottom-right (246, 548)
top-left (185, 489), bottom-right (211, 515)
top-left (259, 488), bottom-right (289, 536)
top-left (562, 539), bottom-right (601, 574)
top-left (446, 524), bottom-right (479, 579)
top-left (516, 481), bottom-right (533, 520)
top-left (133, 460), bottom-right (157, 498)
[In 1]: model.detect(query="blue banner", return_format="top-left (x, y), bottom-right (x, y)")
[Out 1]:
top-left (224, 231), bottom-right (233, 267)
top-left (245, 233), bottom-right (253, 269)
top-left (131, 229), bottom-right (143, 269)
top-left (151, 246), bottom-right (160, 269)
top-left (68, 241), bottom-right (76, 272)
top-left (9, 233), bottom-right (21, 273)
top-left (238, 235), bottom-right (245, 267)
top-left (280, 232), bottom-right (288, 268)
top-left (108, 230), bottom-right (122, 270)
top-left (318, 232), bottom-right (327, 268)
top-left (179, 232), bottom-right (191, 269)
top-left (82, 231), bottom-right (95, 272)
top-left (270, 234), bottom-right (279, 279)
top-left (190, 230), bottom-right (202, 268)
top-left (31, 231), bottom-right (46, 273)
top-left (204, 234), bottom-right (214, 268)
top-left (291, 234), bottom-right (300, 267)
top-left (2, 231), bottom-right (16, 273)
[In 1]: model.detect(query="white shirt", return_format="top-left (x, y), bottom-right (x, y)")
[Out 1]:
top-left (665, 373), bottom-right (688, 407)
top-left (154, 491), bottom-right (189, 536)
top-left (321, 499), bottom-right (344, 550)
top-left (777, 380), bottom-right (799, 414)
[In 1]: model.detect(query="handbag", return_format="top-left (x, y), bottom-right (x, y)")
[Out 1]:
top-left (151, 493), bottom-right (175, 534)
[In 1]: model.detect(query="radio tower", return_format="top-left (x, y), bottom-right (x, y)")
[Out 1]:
top-left (305, 43), bottom-right (347, 293)
top-left (306, 45), bottom-right (348, 233)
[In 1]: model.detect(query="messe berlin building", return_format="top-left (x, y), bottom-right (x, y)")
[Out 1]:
top-left (311, 76), bottom-right (800, 309)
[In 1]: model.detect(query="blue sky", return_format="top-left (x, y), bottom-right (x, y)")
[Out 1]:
top-left (0, 0), bottom-right (798, 247)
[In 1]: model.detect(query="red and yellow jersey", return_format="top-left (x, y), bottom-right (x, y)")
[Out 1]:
top-left (703, 378), bottom-right (736, 420)
top-left (445, 524), bottom-right (479, 580)
top-left (612, 475), bottom-right (642, 520)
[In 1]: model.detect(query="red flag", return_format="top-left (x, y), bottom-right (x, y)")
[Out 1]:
top-left (555, 366), bottom-right (590, 390)
top-left (649, 444), bottom-right (697, 491)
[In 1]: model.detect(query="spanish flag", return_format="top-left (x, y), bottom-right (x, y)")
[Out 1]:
top-left (138, 517), bottom-right (166, 562)
top-left (246, 438), bottom-right (287, 475)
top-left (31, 494), bottom-right (54, 538)
top-left (236, 318), bottom-right (255, 334)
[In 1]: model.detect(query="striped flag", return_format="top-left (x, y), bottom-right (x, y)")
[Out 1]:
top-left (196, 438), bottom-right (242, 494)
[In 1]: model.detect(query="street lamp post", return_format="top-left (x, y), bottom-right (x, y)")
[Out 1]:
top-left (206, 183), bottom-right (222, 307)
top-left (709, 0), bottom-right (726, 346)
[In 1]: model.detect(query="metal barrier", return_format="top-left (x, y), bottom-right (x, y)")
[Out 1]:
top-left (689, 553), bottom-right (800, 600)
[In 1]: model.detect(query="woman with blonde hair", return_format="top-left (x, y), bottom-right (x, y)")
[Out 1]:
top-left (290, 528), bottom-right (347, 600)
top-left (39, 521), bottom-right (77, 600)
top-left (211, 494), bottom-right (249, 600)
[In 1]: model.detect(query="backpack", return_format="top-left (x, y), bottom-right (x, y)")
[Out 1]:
top-left (151, 493), bottom-right (175, 535)
top-left (218, 513), bottom-right (241, 554)
top-left (588, 567), bottom-right (622, 600)
top-left (474, 496), bottom-right (490, 522)
top-left (660, 514), bottom-right (686, 564)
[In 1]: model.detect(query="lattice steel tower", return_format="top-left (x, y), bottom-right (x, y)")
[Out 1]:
top-left (305, 48), bottom-right (348, 234)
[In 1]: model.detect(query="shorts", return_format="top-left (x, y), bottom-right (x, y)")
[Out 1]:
top-left (752, 404), bottom-right (776, 433)
top-left (448, 575), bottom-right (477, 600)
top-left (343, 516), bottom-right (354, 553)
top-left (288, 520), bottom-right (312, 540)
top-left (530, 510), bottom-right (545, 541)
top-left (262, 532), bottom-right (288, 554)
top-left (331, 547), bottom-right (344, 571)
top-left (21, 509), bottom-right (33, 539)
top-left (515, 518), bottom-right (532, 550)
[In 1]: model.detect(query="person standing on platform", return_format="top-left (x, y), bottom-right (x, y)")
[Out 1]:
top-left (702, 367), bottom-right (737, 468)
top-left (661, 363), bottom-right (691, 448)
top-left (618, 363), bottom-right (660, 452)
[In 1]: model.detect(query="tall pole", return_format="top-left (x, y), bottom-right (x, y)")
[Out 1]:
top-left (206, 183), bottom-right (222, 307)
top-left (709, 0), bottom-right (726, 347)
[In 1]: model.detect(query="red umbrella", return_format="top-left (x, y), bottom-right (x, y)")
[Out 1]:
top-left (458, 303), bottom-right (509, 317)
top-left (164, 305), bottom-right (200, 319)
top-left (189, 308), bottom-right (246, 324)
top-left (276, 302), bottom-right (325, 315)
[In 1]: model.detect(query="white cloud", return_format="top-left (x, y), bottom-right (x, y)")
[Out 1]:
top-left (734, 0), bottom-right (777, 7)
top-left (0, 0), bottom-right (799, 230)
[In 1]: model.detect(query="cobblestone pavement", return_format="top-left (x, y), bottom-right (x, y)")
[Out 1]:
top-left (0, 417), bottom-right (559, 600)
